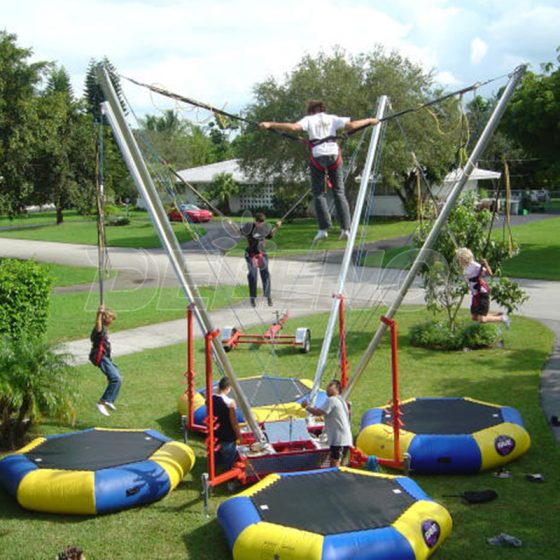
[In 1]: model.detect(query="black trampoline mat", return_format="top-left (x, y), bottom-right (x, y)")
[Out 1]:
top-left (384, 399), bottom-right (504, 435)
top-left (237, 377), bottom-right (309, 407)
top-left (250, 470), bottom-right (415, 535)
top-left (24, 430), bottom-right (164, 471)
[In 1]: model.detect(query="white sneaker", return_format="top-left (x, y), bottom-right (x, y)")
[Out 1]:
top-left (103, 401), bottom-right (117, 411)
top-left (314, 229), bottom-right (328, 241)
top-left (502, 314), bottom-right (511, 329)
top-left (96, 402), bottom-right (110, 416)
top-left (339, 230), bottom-right (350, 240)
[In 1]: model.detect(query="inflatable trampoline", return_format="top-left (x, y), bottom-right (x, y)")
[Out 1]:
top-left (178, 375), bottom-right (327, 424)
top-left (0, 428), bottom-right (195, 515)
top-left (357, 397), bottom-right (531, 474)
top-left (218, 467), bottom-right (451, 560)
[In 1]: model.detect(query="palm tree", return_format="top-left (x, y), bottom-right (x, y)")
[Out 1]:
top-left (0, 335), bottom-right (77, 450)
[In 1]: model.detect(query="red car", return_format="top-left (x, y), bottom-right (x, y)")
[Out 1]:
top-left (168, 204), bottom-right (213, 223)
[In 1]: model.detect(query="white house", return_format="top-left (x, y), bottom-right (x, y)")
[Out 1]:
top-left (146, 159), bottom-right (501, 217)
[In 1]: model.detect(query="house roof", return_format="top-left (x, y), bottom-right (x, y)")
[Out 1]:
top-left (177, 159), bottom-right (247, 184)
top-left (443, 167), bottom-right (501, 183)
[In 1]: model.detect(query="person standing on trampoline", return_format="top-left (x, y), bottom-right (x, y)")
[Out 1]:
top-left (89, 304), bottom-right (122, 416)
top-left (212, 377), bottom-right (242, 471)
top-left (239, 212), bottom-right (281, 307)
top-left (455, 248), bottom-right (511, 327)
top-left (260, 101), bottom-right (378, 241)
top-left (302, 379), bottom-right (353, 467)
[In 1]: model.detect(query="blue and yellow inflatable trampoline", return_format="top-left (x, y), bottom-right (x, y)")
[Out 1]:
top-left (357, 397), bottom-right (531, 474)
top-left (178, 375), bottom-right (327, 424)
top-left (218, 467), bottom-right (452, 560)
top-left (0, 428), bottom-right (195, 515)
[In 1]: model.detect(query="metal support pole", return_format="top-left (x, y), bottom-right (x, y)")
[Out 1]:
top-left (310, 96), bottom-right (388, 403)
top-left (186, 305), bottom-right (195, 431)
top-left (338, 295), bottom-right (349, 389)
top-left (342, 65), bottom-right (527, 400)
top-left (95, 65), bottom-right (267, 445)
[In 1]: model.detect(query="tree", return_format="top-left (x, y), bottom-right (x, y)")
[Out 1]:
top-left (500, 47), bottom-right (560, 186)
top-left (0, 334), bottom-right (76, 450)
top-left (0, 31), bottom-right (46, 216)
top-left (237, 47), bottom-right (461, 217)
top-left (414, 193), bottom-right (527, 331)
top-left (206, 172), bottom-right (239, 214)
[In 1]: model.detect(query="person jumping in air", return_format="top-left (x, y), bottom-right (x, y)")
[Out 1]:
top-left (89, 304), bottom-right (122, 416)
top-left (455, 248), bottom-right (511, 327)
top-left (239, 212), bottom-right (281, 307)
top-left (260, 100), bottom-right (378, 241)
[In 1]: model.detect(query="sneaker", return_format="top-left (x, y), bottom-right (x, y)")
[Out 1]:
top-left (267, 297), bottom-right (273, 307)
top-left (96, 402), bottom-right (110, 417)
top-left (250, 298), bottom-right (256, 307)
top-left (103, 401), bottom-right (117, 411)
top-left (313, 229), bottom-right (328, 241)
top-left (502, 314), bottom-right (511, 329)
top-left (339, 230), bottom-right (350, 240)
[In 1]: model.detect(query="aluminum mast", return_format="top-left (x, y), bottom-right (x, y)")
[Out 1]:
top-left (95, 64), bottom-right (267, 445)
top-left (310, 96), bottom-right (388, 403)
top-left (342, 64), bottom-right (527, 400)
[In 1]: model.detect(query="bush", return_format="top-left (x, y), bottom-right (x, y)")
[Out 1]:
top-left (0, 259), bottom-right (52, 338)
top-left (410, 320), bottom-right (503, 351)
top-left (460, 322), bottom-right (502, 349)
top-left (409, 320), bottom-right (462, 351)
top-left (107, 216), bottom-right (130, 226)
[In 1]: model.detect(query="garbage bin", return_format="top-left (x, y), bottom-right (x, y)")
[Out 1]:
top-left (509, 199), bottom-right (520, 215)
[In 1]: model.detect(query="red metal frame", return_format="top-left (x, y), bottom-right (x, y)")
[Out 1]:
top-left (349, 315), bottom-right (404, 471)
top-left (338, 294), bottom-right (349, 389)
top-left (222, 311), bottom-right (305, 350)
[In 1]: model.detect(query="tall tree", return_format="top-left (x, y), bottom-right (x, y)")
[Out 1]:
top-left (237, 47), bottom-right (461, 217)
top-left (0, 31), bottom-right (46, 216)
top-left (500, 47), bottom-right (560, 186)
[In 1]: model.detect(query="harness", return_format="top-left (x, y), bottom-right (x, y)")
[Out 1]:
top-left (469, 264), bottom-right (490, 304)
top-left (307, 139), bottom-right (343, 189)
top-left (95, 341), bottom-right (105, 366)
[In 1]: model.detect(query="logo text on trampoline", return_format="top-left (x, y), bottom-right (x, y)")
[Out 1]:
top-left (495, 435), bottom-right (515, 456)
top-left (422, 520), bottom-right (440, 548)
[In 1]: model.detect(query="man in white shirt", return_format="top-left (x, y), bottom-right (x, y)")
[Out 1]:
top-left (301, 379), bottom-right (353, 467)
top-left (260, 100), bottom-right (378, 241)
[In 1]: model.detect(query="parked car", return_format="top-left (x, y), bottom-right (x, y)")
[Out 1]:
top-left (529, 189), bottom-right (550, 203)
top-left (167, 204), bottom-right (213, 223)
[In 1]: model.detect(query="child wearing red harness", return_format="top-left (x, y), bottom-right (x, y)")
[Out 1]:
top-left (260, 101), bottom-right (378, 241)
top-left (240, 213), bottom-right (281, 307)
top-left (89, 304), bottom-right (122, 416)
top-left (455, 248), bottom-right (510, 327)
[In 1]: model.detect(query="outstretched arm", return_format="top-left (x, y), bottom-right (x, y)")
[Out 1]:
top-left (260, 121), bottom-right (303, 133)
top-left (343, 117), bottom-right (379, 132)
top-left (481, 258), bottom-right (493, 276)
top-left (95, 304), bottom-right (104, 332)
top-left (301, 399), bottom-right (325, 417)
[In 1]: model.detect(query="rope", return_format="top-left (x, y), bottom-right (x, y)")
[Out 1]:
top-left (502, 156), bottom-right (515, 256)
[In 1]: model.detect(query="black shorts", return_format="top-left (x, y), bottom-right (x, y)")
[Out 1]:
top-left (330, 446), bottom-right (350, 462)
top-left (471, 292), bottom-right (490, 316)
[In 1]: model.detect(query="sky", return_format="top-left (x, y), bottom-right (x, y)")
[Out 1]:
top-left (2, 0), bottom-right (559, 121)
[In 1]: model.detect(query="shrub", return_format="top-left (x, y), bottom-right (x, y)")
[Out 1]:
top-left (0, 334), bottom-right (76, 450)
top-left (460, 322), bottom-right (502, 349)
top-left (107, 216), bottom-right (130, 226)
top-left (410, 320), bottom-right (503, 351)
top-left (0, 259), bottom-right (52, 338)
top-left (409, 320), bottom-right (462, 351)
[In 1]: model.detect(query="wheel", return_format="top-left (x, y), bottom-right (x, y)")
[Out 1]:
top-left (296, 328), bottom-right (311, 353)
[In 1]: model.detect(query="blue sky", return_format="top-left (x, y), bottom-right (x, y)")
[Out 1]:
top-left (2, 0), bottom-right (559, 119)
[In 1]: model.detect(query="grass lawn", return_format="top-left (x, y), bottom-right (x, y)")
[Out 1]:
top-left (1, 307), bottom-right (557, 559)
top-left (227, 217), bottom-right (416, 256)
top-left (498, 217), bottom-right (560, 280)
top-left (0, 210), bottom-right (200, 248)
top-left (47, 283), bottom-right (246, 343)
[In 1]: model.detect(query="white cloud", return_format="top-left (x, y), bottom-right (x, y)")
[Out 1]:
top-left (470, 37), bottom-right (488, 65)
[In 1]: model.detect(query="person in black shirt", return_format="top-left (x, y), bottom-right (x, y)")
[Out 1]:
top-left (212, 377), bottom-right (241, 471)
top-left (239, 213), bottom-right (281, 307)
top-left (89, 304), bottom-right (122, 416)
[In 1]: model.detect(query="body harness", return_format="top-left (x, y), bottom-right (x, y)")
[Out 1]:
top-left (469, 263), bottom-right (490, 307)
top-left (307, 136), bottom-right (343, 189)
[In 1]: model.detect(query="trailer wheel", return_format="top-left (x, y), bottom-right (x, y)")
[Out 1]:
top-left (296, 328), bottom-right (311, 353)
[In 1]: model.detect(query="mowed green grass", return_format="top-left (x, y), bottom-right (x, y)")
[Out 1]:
top-left (0, 308), bottom-right (557, 559)
top-left (0, 210), bottom-right (200, 248)
top-left (498, 217), bottom-right (560, 280)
